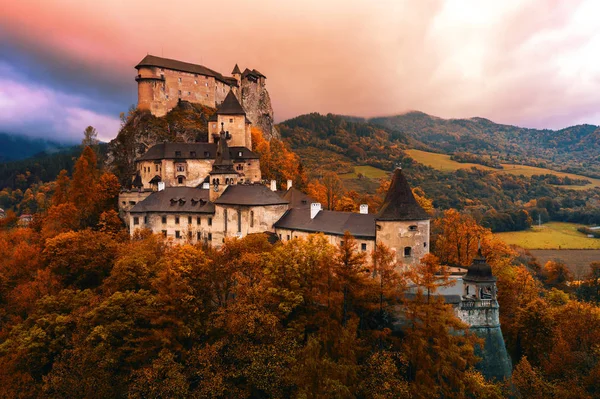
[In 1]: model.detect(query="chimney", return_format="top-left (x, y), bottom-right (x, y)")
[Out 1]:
top-left (270, 180), bottom-right (277, 191)
top-left (287, 179), bottom-right (293, 190)
top-left (202, 182), bottom-right (210, 189)
top-left (158, 182), bottom-right (165, 191)
top-left (310, 203), bottom-right (321, 219)
top-left (360, 204), bottom-right (368, 214)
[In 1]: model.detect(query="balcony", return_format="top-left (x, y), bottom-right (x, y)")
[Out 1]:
top-left (135, 74), bottom-right (165, 82)
top-left (460, 298), bottom-right (496, 309)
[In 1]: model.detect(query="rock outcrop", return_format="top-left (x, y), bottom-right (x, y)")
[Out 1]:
top-left (241, 78), bottom-right (279, 139)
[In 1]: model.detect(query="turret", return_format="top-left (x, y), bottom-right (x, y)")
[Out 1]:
top-left (375, 167), bottom-right (430, 266)
top-left (208, 90), bottom-right (251, 148)
top-left (209, 123), bottom-right (239, 202)
top-left (457, 250), bottom-right (512, 381)
top-left (232, 64), bottom-right (242, 87)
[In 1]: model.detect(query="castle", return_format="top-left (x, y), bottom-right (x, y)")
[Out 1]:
top-left (120, 55), bottom-right (511, 380)
top-left (135, 54), bottom-right (266, 118)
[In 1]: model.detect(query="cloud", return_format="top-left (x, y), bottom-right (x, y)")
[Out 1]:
top-left (0, 62), bottom-right (120, 141)
top-left (1, 0), bottom-right (600, 132)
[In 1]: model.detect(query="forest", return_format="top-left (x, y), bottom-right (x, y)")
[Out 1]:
top-left (2, 144), bottom-right (600, 398)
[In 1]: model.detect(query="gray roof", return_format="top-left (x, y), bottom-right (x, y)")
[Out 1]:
top-left (135, 55), bottom-right (237, 85)
top-left (130, 187), bottom-right (214, 214)
top-left (216, 91), bottom-right (246, 115)
top-left (464, 251), bottom-right (496, 283)
top-left (274, 208), bottom-right (376, 239)
top-left (376, 168), bottom-right (429, 221)
top-left (137, 143), bottom-right (258, 161)
top-left (232, 64), bottom-right (241, 75)
top-left (214, 184), bottom-right (289, 206)
top-left (278, 187), bottom-right (314, 209)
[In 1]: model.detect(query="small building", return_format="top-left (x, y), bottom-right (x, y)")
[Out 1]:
top-left (18, 214), bottom-right (33, 227)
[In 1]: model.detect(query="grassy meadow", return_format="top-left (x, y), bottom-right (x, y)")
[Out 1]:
top-left (406, 149), bottom-right (600, 190)
top-left (495, 222), bottom-right (600, 250)
top-left (339, 165), bottom-right (390, 180)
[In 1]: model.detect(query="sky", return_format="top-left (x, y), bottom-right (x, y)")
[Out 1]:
top-left (1, 0), bottom-right (600, 142)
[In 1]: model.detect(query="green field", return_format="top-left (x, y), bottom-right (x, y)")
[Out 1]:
top-left (406, 149), bottom-right (600, 190)
top-left (495, 222), bottom-right (600, 249)
top-left (339, 165), bottom-right (390, 180)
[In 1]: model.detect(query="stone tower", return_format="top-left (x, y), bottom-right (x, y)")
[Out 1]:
top-left (208, 90), bottom-right (252, 148)
top-left (209, 124), bottom-right (239, 202)
top-left (375, 168), bottom-right (430, 267)
top-left (457, 251), bottom-right (512, 381)
top-left (232, 64), bottom-right (242, 89)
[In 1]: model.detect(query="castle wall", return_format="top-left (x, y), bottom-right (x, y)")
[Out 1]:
top-left (236, 159), bottom-right (261, 183)
top-left (375, 220), bottom-right (430, 267)
top-left (130, 211), bottom-right (216, 243)
top-left (212, 203), bottom-right (288, 244)
top-left (208, 115), bottom-right (250, 148)
top-left (136, 66), bottom-right (234, 117)
top-left (456, 303), bottom-right (500, 328)
top-left (118, 190), bottom-right (153, 224)
top-left (274, 228), bottom-right (376, 254)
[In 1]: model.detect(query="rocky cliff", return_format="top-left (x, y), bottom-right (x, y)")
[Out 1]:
top-left (241, 79), bottom-right (279, 140)
top-left (106, 101), bottom-right (216, 186)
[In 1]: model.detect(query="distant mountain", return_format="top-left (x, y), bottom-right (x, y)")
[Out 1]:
top-left (369, 111), bottom-right (600, 178)
top-left (0, 132), bottom-right (74, 162)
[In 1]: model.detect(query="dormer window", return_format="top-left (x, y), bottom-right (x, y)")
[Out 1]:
top-left (190, 151), bottom-right (196, 157)
top-left (204, 151), bottom-right (210, 157)
top-left (175, 151), bottom-right (181, 157)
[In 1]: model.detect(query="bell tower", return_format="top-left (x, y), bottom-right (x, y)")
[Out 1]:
top-left (209, 123), bottom-right (239, 202)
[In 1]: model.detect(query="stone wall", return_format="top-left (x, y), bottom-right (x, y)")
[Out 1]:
top-left (211, 203), bottom-right (288, 244)
top-left (118, 190), bottom-right (153, 222)
top-left (274, 227), bottom-right (376, 254)
top-left (130, 211), bottom-right (216, 243)
top-left (375, 219), bottom-right (430, 267)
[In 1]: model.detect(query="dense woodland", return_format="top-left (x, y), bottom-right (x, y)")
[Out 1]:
top-left (1, 144), bottom-right (600, 398)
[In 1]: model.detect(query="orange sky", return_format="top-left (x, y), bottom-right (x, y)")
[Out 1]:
top-left (1, 0), bottom-right (600, 140)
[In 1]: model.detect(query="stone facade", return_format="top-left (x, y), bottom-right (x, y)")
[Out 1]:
top-left (274, 227), bottom-right (376, 254)
top-left (375, 220), bottom-right (430, 267)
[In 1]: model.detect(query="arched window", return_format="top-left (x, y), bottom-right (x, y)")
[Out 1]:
top-left (177, 176), bottom-right (185, 185)
top-left (404, 247), bottom-right (412, 257)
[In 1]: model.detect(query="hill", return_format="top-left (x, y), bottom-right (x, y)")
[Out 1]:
top-left (370, 111), bottom-right (600, 178)
top-left (0, 132), bottom-right (73, 162)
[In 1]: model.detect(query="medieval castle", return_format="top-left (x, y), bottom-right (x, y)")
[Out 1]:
top-left (119, 54), bottom-right (511, 380)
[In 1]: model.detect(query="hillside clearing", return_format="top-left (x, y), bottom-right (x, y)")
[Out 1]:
top-left (495, 222), bottom-right (600, 249)
top-left (339, 165), bottom-right (389, 180)
top-left (406, 149), bottom-right (600, 190)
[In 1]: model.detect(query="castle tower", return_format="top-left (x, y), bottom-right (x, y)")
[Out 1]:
top-left (232, 64), bottom-right (242, 88)
top-left (457, 251), bottom-right (512, 381)
top-left (375, 168), bottom-right (430, 267)
top-left (208, 90), bottom-right (252, 148)
top-left (209, 124), bottom-right (239, 202)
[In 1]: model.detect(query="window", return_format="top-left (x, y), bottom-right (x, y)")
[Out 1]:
top-left (238, 151), bottom-right (243, 157)
top-left (178, 176), bottom-right (184, 184)
top-left (176, 164), bottom-right (185, 172)
top-left (144, 216), bottom-right (148, 224)
top-left (208, 217), bottom-right (212, 226)
top-left (424, 242), bottom-right (427, 248)
top-left (237, 210), bottom-right (242, 233)
top-left (188, 91), bottom-right (191, 95)
top-left (166, 95), bottom-right (169, 99)
top-left (229, 118), bottom-right (233, 123)
top-left (279, 234), bottom-right (282, 239)
top-left (162, 230), bottom-right (167, 237)
top-left (175, 231), bottom-right (181, 238)
top-left (361, 243), bottom-right (367, 251)
top-left (236, 164), bottom-right (243, 171)
top-left (409, 225), bottom-right (418, 231)
top-left (129, 201), bottom-right (136, 205)
top-left (133, 217), bottom-right (139, 225)
top-left (190, 151), bottom-right (196, 157)
top-left (162, 216), bottom-right (167, 224)
top-left (208, 233), bottom-right (212, 241)
top-left (204, 151), bottom-right (210, 157)
top-left (197, 232), bottom-right (201, 240)
top-left (404, 247), bottom-right (412, 257)
top-left (175, 216), bottom-right (180, 224)
top-left (155, 164), bottom-right (159, 172)
top-left (287, 235), bottom-right (291, 241)
top-left (178, 90), bottom-right (181, 96)
top-left (188, 231), bottom-right (192, 239)
top-left (178, 77), bottom-right (182, 82)
top-left (175, 151), bottom-right (181, 157)
top-left (224, 209), bottom-right (228, 232)
top-left (188, 216), bottom-right (192, 224)
top-left (197, 217), bottom-right (201, 225)
top-left (250, 211), bottom-right (254, 228)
